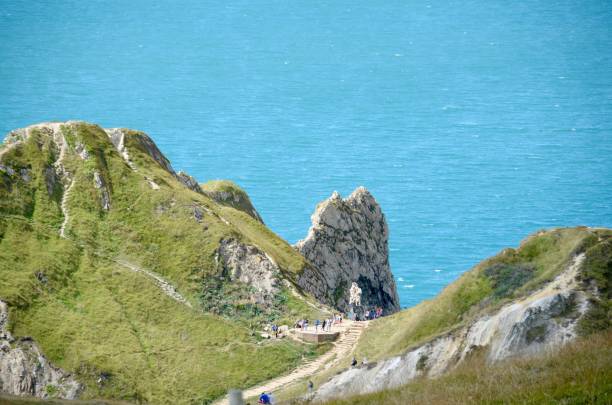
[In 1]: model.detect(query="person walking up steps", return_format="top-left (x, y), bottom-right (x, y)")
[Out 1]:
top-left (258, 392), bottom-right (270, 404)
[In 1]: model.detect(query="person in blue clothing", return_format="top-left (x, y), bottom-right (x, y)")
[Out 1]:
top-left (259, 392), bottom-right (270, 404)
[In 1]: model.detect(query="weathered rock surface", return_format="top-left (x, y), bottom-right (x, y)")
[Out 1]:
top-left (93, 171), bottom-right (111, 211)
top-left (0, 301), bottom-right (81, 399)
top-left (104, 128), bottom-right (135, 170)
top-left (177, 171), bottom-right (203, 193)
top-left (217, 239), bottom-right (280, 304)
top-left (128, 130), bottom-right (176, 175)
top-left (313, 254), bottom-right (589, 401)
top-left (201, 180), bottom-right (264, 223)
top-left (295, 187), bottom-right (400, 315)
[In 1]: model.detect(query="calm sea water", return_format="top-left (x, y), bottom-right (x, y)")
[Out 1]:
top-left (1, 1), bottom-right (611, 308)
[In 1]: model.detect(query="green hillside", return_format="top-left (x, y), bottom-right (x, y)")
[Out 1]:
top-left (0, 122), bottom-right (328, 404)
top-left (323, 329), bottom-right (612, 405)
top-left (271, 226), bottom-right (611, 403)
top-left (354, 227), bottom-right (611, 362)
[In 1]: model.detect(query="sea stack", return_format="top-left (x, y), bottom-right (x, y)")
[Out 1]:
top-left (296, 187), bottom-right (400, 316)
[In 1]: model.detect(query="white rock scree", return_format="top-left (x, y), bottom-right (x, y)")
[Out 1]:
top-left (312, 254), bottom-right (590, 401)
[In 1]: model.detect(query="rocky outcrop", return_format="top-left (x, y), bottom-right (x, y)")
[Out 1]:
top-left (93, 171), bottom-right (111, 211)
top-left (295, 187), bottom-right (400, 315)
top-left (217, 239), bottom-right (280, 304)
top-left (201, 180), bottom-right (264, 223)
top-left (128, 130), bottom-right (176, 175)
top-left (105, 128), bottom-right (136, 170)
top-left (0, 301), bottom-right (81, 399)
top-left (313, 254), bottom-right (589, 401)
top-left (177, 171), bottom-right (203, 193)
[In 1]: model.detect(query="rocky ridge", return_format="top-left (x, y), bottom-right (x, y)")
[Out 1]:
top-left (296, 188), bottom-right (400, 315)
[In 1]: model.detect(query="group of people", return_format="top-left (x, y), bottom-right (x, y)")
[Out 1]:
top-left (295, 314), bottom-right (343, 333)
top-left (349, 306), bottom-right (385, 321)
top-left (351, 355), bottom-right (368, 367)
top-left (365, 306), bottom-right (384, 320)
top-left (294, 307), bottom-right (383, 329)
top-left (294, 308), bottom-right (386, 331)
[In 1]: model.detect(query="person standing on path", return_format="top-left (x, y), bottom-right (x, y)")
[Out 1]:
top-left (307, 380), bottom-right (314, 393)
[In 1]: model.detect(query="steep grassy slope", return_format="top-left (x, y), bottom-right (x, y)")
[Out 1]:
top-left (322, 329), bottom-right (612, 405)
top-left (271, 227), bottom-right (611, 403)
top-left (354, 227), bottom-right (611, 362)
top-left (200, 180), bottom-right (264, 223)
top-left (0, 122), bottom-right (328, 404)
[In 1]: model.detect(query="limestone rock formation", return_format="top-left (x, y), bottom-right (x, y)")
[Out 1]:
top-left (313, 254), bottom-right (589, 401)
top-left (104, 128), bottom-right (135, 169)
top-left (177, 171), bottom-right (203, 193)
top-left (295, 187), bottom-right (400, 315)
top-left (217, 239), bottom-right (280, 305)
top-left (0, 301), bottom-right (81, 399)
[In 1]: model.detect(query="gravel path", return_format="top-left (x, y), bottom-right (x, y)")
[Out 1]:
top-left (214, 320), bottom-right (369, 405)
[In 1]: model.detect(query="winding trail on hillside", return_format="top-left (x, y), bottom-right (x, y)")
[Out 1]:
top-left (115, 260), bottom-right (193, 308)
top-left (58, 178), bottom-right (75, 238)
top-left (214, 321), bottom-right (369, 405)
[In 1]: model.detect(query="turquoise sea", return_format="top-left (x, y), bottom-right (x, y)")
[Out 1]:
top-left (1, 1), bottom-right (611, 308)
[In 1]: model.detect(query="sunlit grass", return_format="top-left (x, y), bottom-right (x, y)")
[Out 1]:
top-left (0, 123), bottom-right (326, 404)
top-left (354, 227), bottom-right (609, 362)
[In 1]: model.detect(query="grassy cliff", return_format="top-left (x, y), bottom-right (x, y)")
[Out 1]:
top-left (353, 227), bottom-right (611, 362)
top-left (200, 180), bottom-right (264, 223)
top-left (0, 122), bottom-right (328, 404)
top-left (323, 329), bottom-right (612, 405)
top-left (272, 226), bottom-right (611, 403)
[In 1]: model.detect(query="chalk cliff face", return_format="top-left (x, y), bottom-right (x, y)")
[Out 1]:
top-left (217, 239), bottom-right (280, 305)
top-left (0, 301), bottom-right (81, 399)
top-left (313, 253), bottom-right (590, 401)
top-left (296, 187), bottom-right (400, 315)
